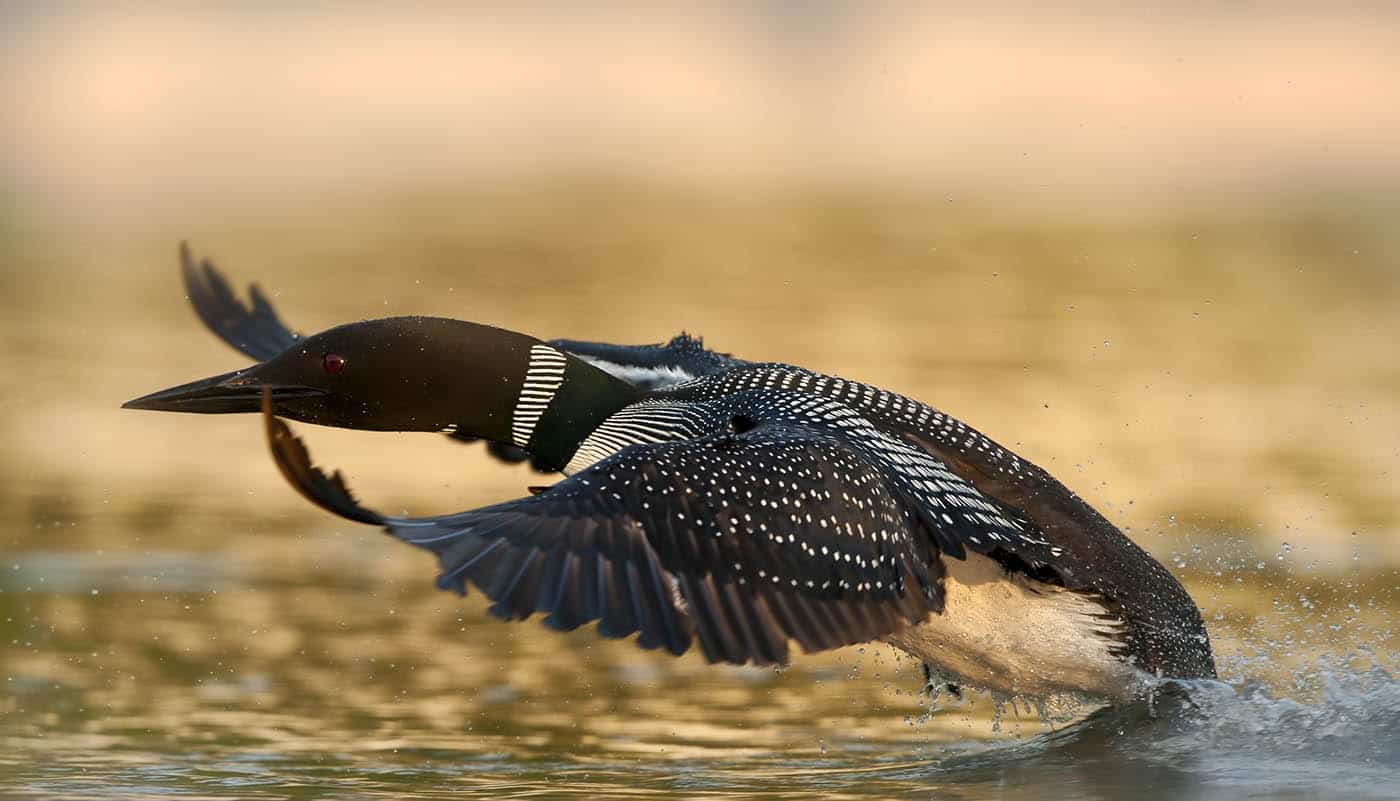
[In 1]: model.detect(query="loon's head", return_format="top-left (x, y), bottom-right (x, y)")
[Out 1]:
top-left (123, 317), bottom-right (640, 463)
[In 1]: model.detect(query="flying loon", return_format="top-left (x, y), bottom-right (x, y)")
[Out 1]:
top-left (123, 244), bottom-right (1216, 701)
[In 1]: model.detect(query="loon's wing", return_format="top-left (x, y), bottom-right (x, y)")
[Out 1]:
top-left (886, 414), bottom-right (1214, 678)
top-left (263, 399), bottom-right (945, 666)
top-left (666, 364), bottom-right (1214, 679)
top-left (180, 242), bottom-right (302, 361)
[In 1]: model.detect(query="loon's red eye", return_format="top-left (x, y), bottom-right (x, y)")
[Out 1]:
top-left (322, 353), bottom-right (346, 375)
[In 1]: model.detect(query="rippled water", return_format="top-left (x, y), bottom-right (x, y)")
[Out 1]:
top-left (4, 442), bottom-right (1397, 800)
top-left (4, 526), bottom-right (1398, 800)
top-left (3, 188), bottom-right (1398, 798)
top-left (4, 530), bottom-right (1398, 801)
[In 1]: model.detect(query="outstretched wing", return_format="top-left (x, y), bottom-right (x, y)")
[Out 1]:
top-left (180, 242), bottom-right (301, 361)
top-left (264, 396), bottom-right (944, 666)
top-left (664, 365), bottom-right (1216, 678)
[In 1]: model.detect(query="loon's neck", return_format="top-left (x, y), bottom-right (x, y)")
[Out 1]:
top-left (474, 340), bottom-right (644, 472)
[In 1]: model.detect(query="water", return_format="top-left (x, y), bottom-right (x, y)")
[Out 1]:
top-left (5, 545), bottom-right (1398, 801)
top-left (3, 441), bottom-right (1396, 800)
top-left (3, 187), bottom-right (1399, 798)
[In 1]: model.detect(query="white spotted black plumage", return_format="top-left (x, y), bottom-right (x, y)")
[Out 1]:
top-left (346, 385), bottom-right (1090, 667)
top-left (368, 400), bottom-right (952, 665)
top-left (564, 389), bottom-right (1051, 561)
top-left (271, 351), bottom-right (1213, 678)
top-left (648, 364), bottom-right (1213, 678)
top-left (459, 361), bottom-right (1208, 677)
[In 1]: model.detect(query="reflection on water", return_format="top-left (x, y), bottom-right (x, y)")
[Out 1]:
top-left (4, 529), bottom-right (1398, 800)
top-left (3, 186), bottom-right (1399, 798)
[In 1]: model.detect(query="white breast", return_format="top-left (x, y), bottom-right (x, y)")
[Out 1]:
top-left (883, 552), bottom-right (1145, 700)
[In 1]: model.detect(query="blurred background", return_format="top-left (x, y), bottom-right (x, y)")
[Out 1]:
top-left (2, 5), bottom-right (1399, 799)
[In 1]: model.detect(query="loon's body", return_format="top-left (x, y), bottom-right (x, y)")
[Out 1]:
top-left (124, 245), bottom-right (1216, 701)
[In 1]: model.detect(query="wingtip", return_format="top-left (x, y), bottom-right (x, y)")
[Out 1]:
top-left (177, 242), bottom-right (302, 361)
top-left (261, 388), bottom-right (384, 526)
top-left (178, 240), bottom-right (196, 280)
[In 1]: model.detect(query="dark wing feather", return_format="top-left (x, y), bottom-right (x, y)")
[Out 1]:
top-left (180, 242), bottom-right (301, 361)
top-left (550, 332), bottom-right (747, 390)
top-left (264, 407), bottom-right (943, 666)
top-left (262, 389), bottom-right (381, 525)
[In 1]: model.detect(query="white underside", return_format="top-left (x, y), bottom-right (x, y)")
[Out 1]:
top-left (883, 553), bottom-right (1146, 700)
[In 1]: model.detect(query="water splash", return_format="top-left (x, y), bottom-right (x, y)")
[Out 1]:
top-left (925, 662), bottom-right (1400, 800)
top-left (1159, 665), bottom-right (1400, 770)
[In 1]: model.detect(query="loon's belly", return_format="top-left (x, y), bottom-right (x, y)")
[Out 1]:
top-left (883, 553), bottom-right (1146, 700)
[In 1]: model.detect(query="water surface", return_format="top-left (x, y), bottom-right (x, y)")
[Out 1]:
top-left (3, 188), bottom-right (1398, 799)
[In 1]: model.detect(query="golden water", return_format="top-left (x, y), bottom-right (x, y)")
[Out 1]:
top-left (2, 186), bottom-right (1398, 799)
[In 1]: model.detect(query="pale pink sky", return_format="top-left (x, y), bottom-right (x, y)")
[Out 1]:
top-left (5, 5), bottom-right (1399, 218)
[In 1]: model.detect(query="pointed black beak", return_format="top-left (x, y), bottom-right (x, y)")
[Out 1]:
top-left (122, 368), bottom-right (326, 414)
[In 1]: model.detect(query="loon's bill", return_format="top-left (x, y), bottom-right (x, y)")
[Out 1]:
top-left (124, 243), bottom-right (1217, 702)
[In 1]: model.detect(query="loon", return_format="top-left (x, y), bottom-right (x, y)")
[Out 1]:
top-left (123, 244), bottom-right (1217, 701)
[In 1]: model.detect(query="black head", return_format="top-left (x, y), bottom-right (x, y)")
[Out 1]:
top-left (124, 317), bottom-right (541, 436)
